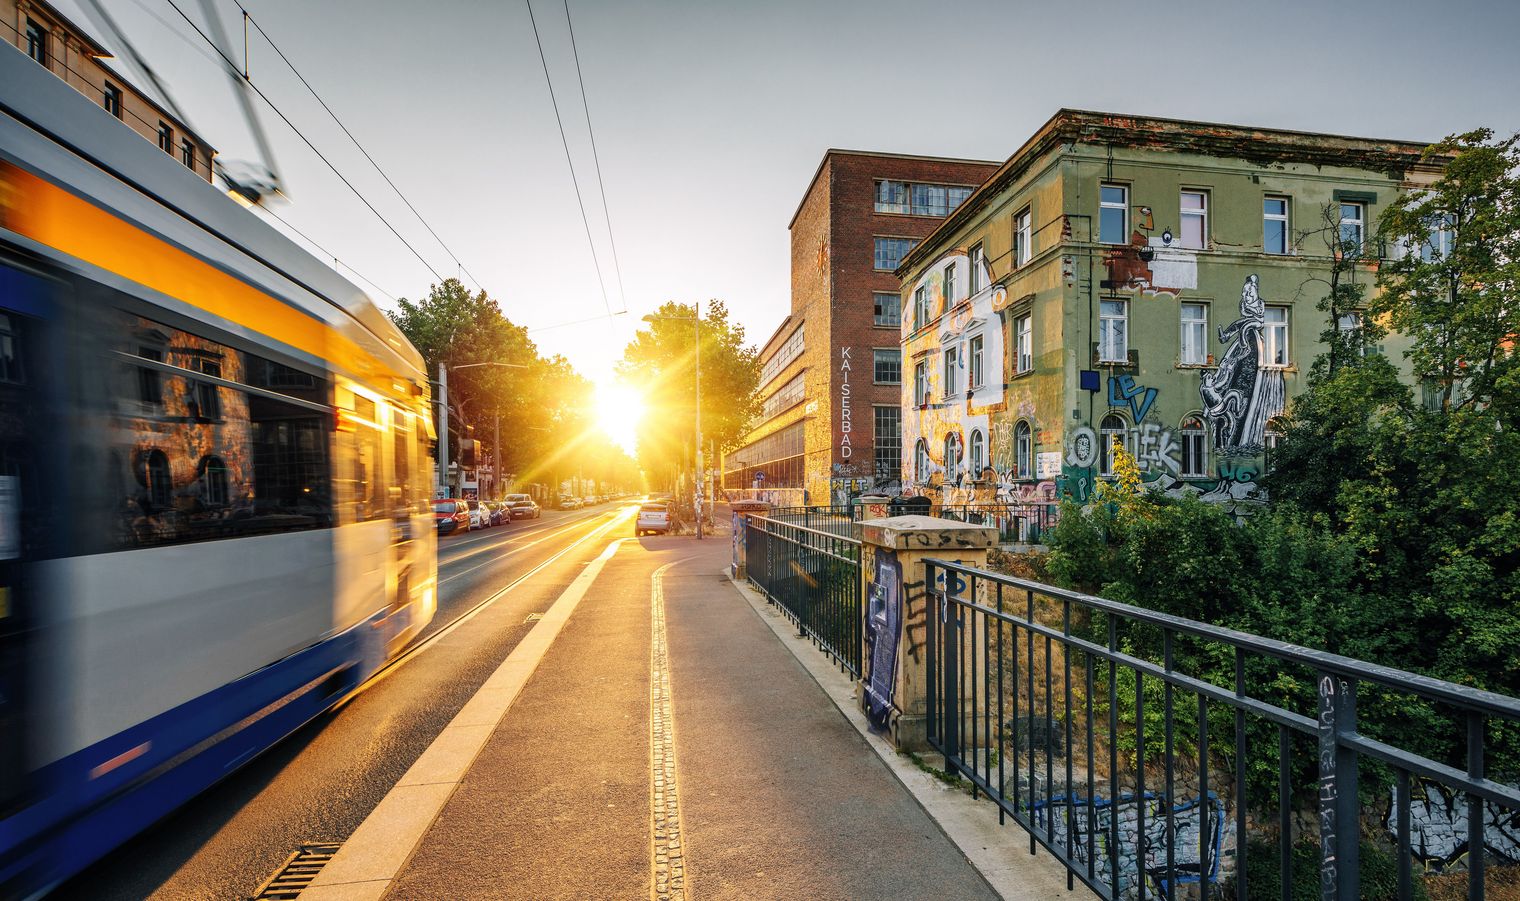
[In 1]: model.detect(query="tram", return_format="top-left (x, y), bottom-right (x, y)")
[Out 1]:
top-left (0, 42), bottom-right (436, 896)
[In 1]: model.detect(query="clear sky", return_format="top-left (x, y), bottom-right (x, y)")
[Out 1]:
top-left (60, 0), bottom-right (1520, 392)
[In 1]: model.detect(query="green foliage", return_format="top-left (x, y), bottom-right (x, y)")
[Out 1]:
top-left (1234, 838), bottom-right (1427, 901)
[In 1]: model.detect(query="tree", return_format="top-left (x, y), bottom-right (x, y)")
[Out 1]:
top-left (617, 300), bottom-right (759, 488)
top-left (1293, 202), bottom-right (1383, 378)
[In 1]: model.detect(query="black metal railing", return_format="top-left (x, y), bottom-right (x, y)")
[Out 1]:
top-left (929, 503), bottom-right (1058, 544)
top-left (744, 514), bottom-right (862, 678)
top-left (923, 558), bottom-right (1520, 901)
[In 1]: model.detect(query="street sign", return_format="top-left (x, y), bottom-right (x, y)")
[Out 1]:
top-left (754, 471), bottom-right (766, 483)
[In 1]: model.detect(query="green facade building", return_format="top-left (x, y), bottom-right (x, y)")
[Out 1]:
top-left (896, 110), bottom-right (1440, 514)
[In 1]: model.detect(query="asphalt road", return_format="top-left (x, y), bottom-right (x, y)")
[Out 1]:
top-left (54, 502), bottom-right (637, 901)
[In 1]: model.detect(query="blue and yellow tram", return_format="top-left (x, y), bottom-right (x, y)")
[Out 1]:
top-left (0, 42), bottom-right (436, 896)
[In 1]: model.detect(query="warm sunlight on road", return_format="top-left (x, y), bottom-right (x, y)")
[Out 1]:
top-left (596, 382), bottom-right (646, 455)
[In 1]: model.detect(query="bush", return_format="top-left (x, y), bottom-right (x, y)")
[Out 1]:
top-left (1234, 838), bottom-right (1427, 901)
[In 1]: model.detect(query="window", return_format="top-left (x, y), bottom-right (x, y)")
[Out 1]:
top-left (944, 433), bottom-right (961, 482)
top-left (913, 361), bottom-right (928, 406)
top-left (158, 122), bottom-right (174, 154)
top-left (914, 439), bottom-right (930, 482)
top-left (873, 349), bottom-right (901, 384)
top-left (1099, 299), bottom-right (1128, 363)
top-left (0, 314), bottom-right (23, 384)
top-left (874, 236), bottom-right (917, 271)
top-left (26, 19), bottom-right (48, 66)
top-left (969, 243), bottom-right (984, 294)
top-left (1100, 184), bottom-right (1128, 244)
top-left (875, 180), bottom-right (908, 214)
top-left (760, 374), bottom-right (805, 419)
top-left (759, 325), bottom-right (804, 387)
top-left (104, 83), bottom-right (123, 119)
top-left (969, 430), bottom-right (985, 477)
top-left (723, 421), bottom-right (805, 490)
top-left (1015, 207), bottom-right (1032, 266)
top-left (199, 455), bottom-right (229, 507)
top-left (1100, 414), bottom-right (1127, 477)
top-left (913, 285), bottom-right (929, 329)
top-left (1264, 196), bottom-right (1289, 254)
top-left (181, 139), bottom-right (195, 169)
top-left (1015, 421), bottom-right (1032, 479)
top-left (1016, 313), bottom-right (1032, 373)
top-left (969, 334), bottom-right (985, 388)
top-left (1180, 302), bottom-right (1208, 365)
top-left (1420, 213), bottom-right (1455, 261)
top-left (943, 346), bottom-right (960, 396)
top-left (137, 345), bottom-right (164, 409)
top-left (1264, 418), bottom-right (1285, 473)
top-left (911, 184), bottom-right (948, 217)
top-left (1339, 202), bottom-right (1365, 252)
top-left (1337, 311), bottom-right (1365, 357)
top-left (947, 186), bottom-right (973, 213)
top-left (194, 359), bottom-right (222, 421)
top-left (1180, 191), bottom-right (1208, 249)
top-left (140, 449), bottom-right (172, 511)
top-left (874, 407), bottom-right (901, 481)
top-left (1180, 416), bottom-right (1207, 478)
top-left (943, 263), bottom-right (956, 307)
top-left (1264, 306), bottom-right (1289, 366)
top-left (873, 292), bottom-right (901, 328)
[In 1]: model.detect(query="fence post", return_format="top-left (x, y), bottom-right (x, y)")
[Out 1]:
top-left (730, 501), bottom-right (770, 581)
top-left (854, 513), bottom-right (997, 752)
top-left (1317, 674), bottom-right (1360, 901)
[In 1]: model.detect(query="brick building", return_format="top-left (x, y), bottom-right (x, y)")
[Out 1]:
top-left (3, 0), bottom-right (215, 182)
top-left (723, 150), bottom-right (1000, 505)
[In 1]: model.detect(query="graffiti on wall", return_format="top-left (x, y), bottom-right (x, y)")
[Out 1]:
top-left (1102, 231), bottom-right (1199, 297)
top-left (1385, 777), bottom-right (1520, 873)
top-left (1108, 374), bottom-right (1158, 423)
top-left (863, 547), bottom-right (902, 731)
top-left (1200, 275), bottom-right (1285, 455)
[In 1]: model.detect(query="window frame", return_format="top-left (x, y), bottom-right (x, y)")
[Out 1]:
top-left (968, 429), bottom-right (985, 477)
top-left (1180, 189), bottom-right (1209, 250)
top-left (1180, 301), bottom-right (1208, 365)
top-left (181, 138), bottom-right (195, 169)
top-left (1263, 195), bottom-right (1290, 255)
top-left (913, 360), bottom-right (928, 406)
top-left (874, 179), bottom-right (908, 214)
top-left (968, 334), bottom-right (985, 389)
top-left (103, 82), bottom-right (123, 119)
top-left (1099, 413), bottom-right (1128, 477)
top-left (158, 122), bottom-right (174, 154)
top-left (942, 346), bottom-right (959, 397)
top-left (872, 348), bottom-right (902, 385)
top-left (873, 291), bottom-right (902, 328)
top-left (943, 263), bottom-right (956, 308)
top-left (1100, 183), bottom-right (1129, 245)
top-left (1015, 207), bottom-right (1033, 266)
top-left (914, 438), bottom-right (930, 483)
top-left (1339, 202), bottom-right (1366, 253)
top-left (26, 19), bottom-right (48, 66)
top-left (873, 236), bottom-right (917, 271)
top-left (1014, 420), bottom-right (1033, 479)
top-left (913, 285), bottom-right (929, 330)
top-left (969, 243), bottom-right (984, 294)
top-left (1264, 305), bottom-right (1290, 367)
top-left (1180, 416), bottom-right (1208, 478)
top-left (1098, 299), bottom-right (1128, 363)
top-left (873, 406), bottom-right (902, 482)
top-left (1015, 313), bottom-right (1033, 374)
top-left (943, 433), bottom-right (960, 482)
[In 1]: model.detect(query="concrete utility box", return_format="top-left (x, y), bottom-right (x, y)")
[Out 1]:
top-left (853, 494), bottom-right (891, 522)
top-left (729, 501), bottom-right (770, 580)
top-left (854, 515), bottom-right (997, 752)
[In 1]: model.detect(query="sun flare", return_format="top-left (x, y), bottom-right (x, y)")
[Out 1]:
top-left (596, 382), bottom-right (646, 455)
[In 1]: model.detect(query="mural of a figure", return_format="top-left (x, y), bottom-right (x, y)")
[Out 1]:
top-left (1200, 275), bottom-right (1285, 453)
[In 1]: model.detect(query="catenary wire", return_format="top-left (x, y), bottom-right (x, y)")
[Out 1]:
top-left (161, 0), bottom-right (448, 284)
top-left (236, 3), bottom-right (488, 294)
top-left (563, 0), bottom-right (627, 314)
top-left (524, 0), bottom-right (613, 322)
top-left (257, 205), bottom-right (398, 302)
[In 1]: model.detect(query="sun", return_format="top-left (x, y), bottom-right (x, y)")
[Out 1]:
top-left (596, 382), bottom-right (646, 455)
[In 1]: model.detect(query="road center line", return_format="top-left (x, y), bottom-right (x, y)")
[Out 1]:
top-left (302, 537), bottom-right (629, 901)
top-left (650, 560), bottom-right (691, 901)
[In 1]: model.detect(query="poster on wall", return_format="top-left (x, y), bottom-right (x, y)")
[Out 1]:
top-left (1036, 452), bottom-right (1062, 480)
top-left (864, 547), bottom-right (902, 731)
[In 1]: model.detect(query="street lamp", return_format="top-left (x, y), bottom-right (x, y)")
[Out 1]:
top-left (435, 360), bottom-right (528, 499)
top-left (643, 312), bottom-right (704, 540)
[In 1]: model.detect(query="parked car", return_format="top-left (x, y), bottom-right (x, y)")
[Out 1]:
top-left (486, 501), bottom-right (510, 526)
top-left (464, 499), bottom-right (488, 530)
top-left (505, 494), bottom-right (540, 520)
top-left (559, 496), bottom-right (583, 510)
top-left (636, 502), bottom-right (671, 536)
top-left (432, 498), bottom-right (470, 535)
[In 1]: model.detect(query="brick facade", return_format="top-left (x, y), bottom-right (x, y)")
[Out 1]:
top-left (725, 150), bottom-right (999, 504)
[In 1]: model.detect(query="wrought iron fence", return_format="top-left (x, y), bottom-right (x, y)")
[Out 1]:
top-left (930, 503), bottom-right (1058, 544)
top-left (743, 514), bottom-right (862, 678)
top-left (923, 558), bottom-right (1520, 901)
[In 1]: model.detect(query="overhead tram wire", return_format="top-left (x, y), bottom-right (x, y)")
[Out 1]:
top-left (563, 0), bottom-right (627, 314)
top-left (236, 4), bottom-right (488, 294)
top-left (524, 0), bottom-right (614, 323)
top-left (257, 205), bottom-right (398, 303)
top-left (161, 0), bottom-right (448, 285)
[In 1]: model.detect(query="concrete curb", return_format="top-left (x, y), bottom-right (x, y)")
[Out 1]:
top-left (725, 576), bottom-right (1090, 901)
top-left (300, 537), bottom-right (629, 901)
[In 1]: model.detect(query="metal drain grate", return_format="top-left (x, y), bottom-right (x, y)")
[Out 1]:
top-left (250, 842), bottom-right (342, 899)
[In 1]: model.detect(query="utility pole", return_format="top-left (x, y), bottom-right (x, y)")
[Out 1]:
top-left (493, 410), bottom-right (500, 500)
top-left (693, 313), bottom-right (703, 540)
top-left (436, 362), bottom-right (449, 498)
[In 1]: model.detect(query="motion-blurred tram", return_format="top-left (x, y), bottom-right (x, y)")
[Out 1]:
top-left (0, 43), bottom-right (436, 895)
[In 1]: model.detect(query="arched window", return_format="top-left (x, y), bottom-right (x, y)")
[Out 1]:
top-left (968, 430), bottom-right (985, 477)
top-left (943, 433), bottom-right (961, 482)
top-left (914, 439), bottom-right (930, 483)
top-left (1180, 416), bottom-right (1208, 478)
top-left (140, 449), bottom-right (172, 510)
top-left (1100, 414), bottom-right (1127, 476)
top-left (1015, 421), bottom-right (1033, 479)
top-left (1264, 417), bottom-right (1285, 473)
top-left (199, 455), bottom-right (229, 507)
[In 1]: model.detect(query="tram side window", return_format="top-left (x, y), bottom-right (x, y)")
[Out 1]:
top-left (95, 309), bottom-right (334, 551)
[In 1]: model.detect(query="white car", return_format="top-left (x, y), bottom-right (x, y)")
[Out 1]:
top-left (465, 499), bottom-right (488, 530)
top-left (636, 503), bottom-right (671, 536)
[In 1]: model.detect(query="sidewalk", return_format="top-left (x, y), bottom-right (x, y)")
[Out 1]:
top-left (305, 520), bottom-right (1069, 899)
